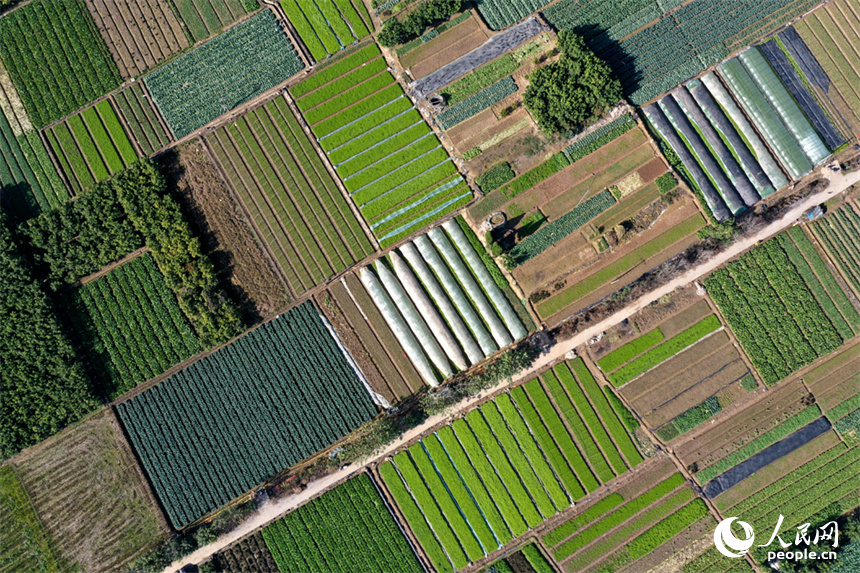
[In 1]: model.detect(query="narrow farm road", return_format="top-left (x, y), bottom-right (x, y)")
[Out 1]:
top-left (166, 166), bottom-right (856, 572)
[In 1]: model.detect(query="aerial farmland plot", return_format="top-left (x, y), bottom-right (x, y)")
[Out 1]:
top-left (280, 0), bottom-right (372, 62)
top-left (84, 0), bottom-right (258, 79)
top-left (203, 93), bottom-right (375, 297)
top-left (291, 44), bottom-right (471, 247)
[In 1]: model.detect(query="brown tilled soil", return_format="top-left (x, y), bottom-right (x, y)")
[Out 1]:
top-left (161, 140), bottom-right (291, 324)
top-left (637, 157), bottom-right (669, 183)
top-left (406, 17), bottom-right (489, 79)
top-left (85, 0), bottom-right (187, 79)
top-left (11, 409), bottom-right (169, 573)
top-left (674, 380), bottom-right (809, 469)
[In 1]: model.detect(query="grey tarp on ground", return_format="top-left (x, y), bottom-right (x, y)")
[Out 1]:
top-left (644, 103), bottom-right (731, 221)
top-left (688, 78), bottom-right (774, 197)
top-left (703, 416), bottom-right (831, 499)
top-left (779, 26), bottom-right (831, 91)
top-left (410, 18), bottom-right (549, 99)
top-left (700, 72), bottom-right (789, 192)
top-left (739, 49), bottom-right (830, 166)
top-left (673, 86), bottom-right (760, 206)
top-left (759, 39), bottom-right (844, 151)
top-left (660, 95), bottom-right (745, 214)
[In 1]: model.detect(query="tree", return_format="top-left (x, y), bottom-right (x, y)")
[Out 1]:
top-left (377, 0), bottom-right (463, 47)
top-left (523, 31), bottom-right (622, 134)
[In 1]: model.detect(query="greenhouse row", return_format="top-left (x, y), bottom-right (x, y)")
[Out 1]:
top-left (360, 219), bottom-right (527, 386)
top-left (645, 39), bottom-right (843, 220)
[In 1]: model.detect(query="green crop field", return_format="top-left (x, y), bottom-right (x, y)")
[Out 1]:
top-left (46, 101), bottom-right (138, 192)
top-left (204, 95), bottom-right (374, 297)
top-left (111, 83), bottom-right (171, 156)
top-left (261, 474), bottom-right (421, 573)
top-left (116, 301), bottom-right (378, 528)
top-left (0, 0), bottom-right (120, 127)
top-left (145, 10), bottom-right (304, 139)
top-left (67, 253), bottom-right (201, 399)
top-left (292, 45), bottom-right (471, 247)
top-left (705, 232), bottom-right (851, 385)
top-left (280, 0), bottom-right (371, 62)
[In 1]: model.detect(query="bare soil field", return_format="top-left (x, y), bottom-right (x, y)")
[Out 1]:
top-left (85, 0), bottom-right (188, 78)
top-left (315, 275), bottom-right (424, 405)
top-left (675, 380), bottom-right (809, 470)
top-left (10, 409), bottom-right (169, 573)
top-left (161, 140), bottom-right (291, 324)
top-left (404, 16), bottom-right (490, 79)
top-left (617, 515), bottom-right (715, 573)
top-left (637, 157), bottom-right (668, 183)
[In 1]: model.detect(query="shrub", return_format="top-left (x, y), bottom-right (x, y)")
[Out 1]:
top-left (655, 172), bottom-right (677, 193)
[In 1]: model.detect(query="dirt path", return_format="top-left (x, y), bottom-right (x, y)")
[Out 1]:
top-left (165, 166), bottom-right (856, 572)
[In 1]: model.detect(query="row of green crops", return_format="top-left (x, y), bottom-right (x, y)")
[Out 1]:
top-left (544, 473), bottom-right (686, 558)
top-left (379, 365), bottom-right (639, 572)
top-left (472, 153), bottom-right (572, 220)
top-left (204, 95), bottom-right (374, 297)
top-left (704, 233), bottom-right (848, 385)
top-left (656, 396), bottom-right (722, 441)
top-left (0, 108), bottom-right (67, 220)
top-left (609, 315), bottom-right (721, 386)
top-left (112, 83), bottom-right (172, 156)
top-left (437, 76), bottom-right (518, 130)
top-left (145, 10), bottom-right (304, 139)
top-left (695, 404), bottom-right (822, 483)
top-left (563, 115), bottom-right (637, 162)
top-left (813, 205), bottom-right (860, 303)
top-left (46, 100), bottom-right (138, 193)
top-left (509, 190), bottom-right (616, 265)
top-left (67, 253), bottom-right (201, 399)
top-left (597, 328), bottom-right (664, 372)
top-left (260, 474), bottom-right (421, 573)
top-left (732, 442), bottom-right (860, 562)
top-left (293, 49), bottom-right (467, 245)
top-left (116, 301), bottom-right (378, 529)
top-left (476, 0), bottom-right (552, 30)
top-left (475, 162), bottom-right (515, 192)
top-left (0, 0), bottom-right (120, 127)
top-left (280, 0), bottom-right (370, 62)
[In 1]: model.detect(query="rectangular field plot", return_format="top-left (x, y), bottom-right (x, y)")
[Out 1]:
top-left (379, 360), bottom-right (642, 571)
top-left (66, 253), bottom-right (202, 399)
top-left (280, 0), bottom-right (371, 62)
top-left (116, 301), bottom-right (378, 529)
top-left (145, 9), bottom-right (304, 139)
top-left (316, 275), bottom-right (426, 404)
top-left (204, 95), bottom-right (374, 297)
top-left (46, 100), bottom-right (139, 193)
top-left (0, 108), bottom-right (67, 219)
top-left (111, 83), bottom-right (171, 156)
top-left (543, 472), bottom-right (711, 573)
top-left (6, 409), bottom-right (169, 573)
top-left (292, 45), bottom-right (471, 247)
top-left (0, 0), bottom-right (121, 128)
top-left (705, 228), bottom-right (857, 385)
top-left (259, 474), bottom-right (421, 573)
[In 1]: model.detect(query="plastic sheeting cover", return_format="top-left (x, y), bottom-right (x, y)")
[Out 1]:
top-left (644, 103), bottom-right (731, 221)
top-left (779, 26), bottom-right (830, 92)
top-left (413, 235), bottom-right (498, 357)
top-left (739, 49), bottom-right (829, 165)
top-left (759, 39), bottom-right (844, 152)
top-left (390, 250), bottom-right (468, 370)
top-left (428, 227), bottom-right (513, 349)
top-left (660, 95), bottom-right (745, 214)
top-left (718, 58), bottom-right (811, 180)
top-left (442, 219), bottom-right (527, 341)
top-left (400, 241), bottom-right (485, 365)
top-left (700, 72), bottom-right (789, 191)
top-left (376, 261), bottom-right (453, 378)
top-left (359, 267), bottom-right (439, 387)
top-left (673, 87), bottom-right (759, 206)
top-left (687, 78), bottom-right (775, 196)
